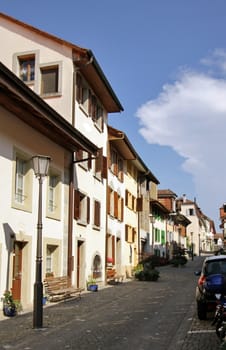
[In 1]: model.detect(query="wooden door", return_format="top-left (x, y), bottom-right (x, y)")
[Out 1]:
top-left (77, 240), bottom-right (83, 288)
top-left (11, 241), bottom-right (23, 301)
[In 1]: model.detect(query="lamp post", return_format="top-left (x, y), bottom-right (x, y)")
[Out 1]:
top-left (32, 155), bottom-right (51, 329)
top-left (191, 232), bottom-right (194, 261)
top-left (149, 215), bottom-right (156, 255)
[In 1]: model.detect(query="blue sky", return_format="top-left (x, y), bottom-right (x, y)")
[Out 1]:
top-left (1, 0), bottom-right (226, 228)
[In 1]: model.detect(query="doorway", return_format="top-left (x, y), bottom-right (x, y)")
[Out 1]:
top-left (11, 241), bottom-right (24, 301)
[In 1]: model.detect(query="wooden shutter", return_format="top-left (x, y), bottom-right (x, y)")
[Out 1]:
top-left (136, 196), bottom-right (143, 212)
top-left (114, 191), bottom-right (118, 218)
top-left (101, 156), bottom-right (107, 179)
top-left (41, 67), bottom-right (58, 94)
top-left (88, 152), bottom-right (92, 170)
top-left (74, 190), bottom-right (80, 219)
top-left (125, 224), bottom-right (129, 242)
top-left (94, 200), bottom-right (100, 226)
top-left (76, 74), bottom-right (82, 102)
top-left (107, 187), bottom-right (111, 215)
top-left (125, 189), bottom-right (128, 206)
top-left (88, 91), bottom-right (92, 117)
top-left (87, 196), bottom-right (90, 224)
top-left (121, 197), bottom-right (124, 222)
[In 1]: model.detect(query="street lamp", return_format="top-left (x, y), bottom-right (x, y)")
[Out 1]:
top-left (32, 155), bottom-right (51, 328)
top-left (149, 215), bottom-right (156, 255)
top-left (191, 232), bottom-right (194, 261)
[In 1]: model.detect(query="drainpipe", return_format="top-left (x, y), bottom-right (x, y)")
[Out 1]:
top-left (67, 153), bottom-right (74, 278)
top-left (137, 176), bottom-right (141, 262)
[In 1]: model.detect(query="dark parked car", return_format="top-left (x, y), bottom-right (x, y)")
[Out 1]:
top-left (195, 255), bottom-right (226, 320)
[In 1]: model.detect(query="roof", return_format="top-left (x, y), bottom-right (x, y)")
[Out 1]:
top-left (150, 200), bottom-right (170, 214)
top-left (0, 12), bottom-right (123, 113)
top-left (0, 62), bottom-right (98, 155)
top-left (158, 189), bottom-right (177, 198)
top-left (108, 125), bottom-right (160, 184)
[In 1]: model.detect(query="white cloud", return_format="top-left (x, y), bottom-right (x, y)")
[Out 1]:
top-left (136, 50), bottom-right (226, 224)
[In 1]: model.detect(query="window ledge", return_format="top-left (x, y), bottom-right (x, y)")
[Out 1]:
top-left (92, 225), bottom-right (101, 231)
top-left (77, 220), bottom-right (88, 227)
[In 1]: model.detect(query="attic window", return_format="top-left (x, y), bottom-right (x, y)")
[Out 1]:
top-left (41, 66), bottom-right (59, 95)
top-left (19, 56), bottom-right (35, 82)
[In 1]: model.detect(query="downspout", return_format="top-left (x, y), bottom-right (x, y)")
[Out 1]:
top-left (67, 153), bottom-right (74, 278)
top-left (72, 66), bottom-right (76, 127)
top-left (137, 174), bottom-right (141, 263)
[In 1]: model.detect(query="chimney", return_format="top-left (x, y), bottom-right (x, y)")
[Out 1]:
top-left (183, 194), bottom-right (186, 203)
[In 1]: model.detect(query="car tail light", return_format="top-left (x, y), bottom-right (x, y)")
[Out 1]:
top-left (198, 275), bottom-right (206, 286)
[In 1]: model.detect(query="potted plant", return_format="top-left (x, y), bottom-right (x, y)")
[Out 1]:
top-left (87, 276), bottom-right (98, 292)
top-left (2, 290), bottom-right (17, 317)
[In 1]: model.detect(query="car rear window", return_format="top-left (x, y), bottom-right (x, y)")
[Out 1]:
top-left (205, 260), bottom-right (226, 275)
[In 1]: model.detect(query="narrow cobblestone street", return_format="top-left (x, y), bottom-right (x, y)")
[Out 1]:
top-left (0, 257), bottom-right (223, 350)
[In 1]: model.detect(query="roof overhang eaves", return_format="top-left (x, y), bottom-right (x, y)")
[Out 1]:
top-left (73, 50), bottom-right (123, 113)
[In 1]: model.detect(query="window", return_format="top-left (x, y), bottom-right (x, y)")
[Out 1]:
top-left (19, 56), bottom-right (35, 82)
top-left (118, 157), bottom-right (124, 182)
top-left (47, 171), bottom-right (61, 220)
top-left (48, 175), bottom-right (57, 212)
top-left (125, 190), bottom-right (136, 211)
top-left (74, 190), bottom-right (90, 225)
top-left (41, 66), bottom-right (59, 95)
top-left (118, 196), bottom-right (124, 222)
top-left (93, 200), bottom-right (101, 228)
top-left (125, 225), bottom-right (136, 243)
top-left (91, 96), bottom-right (104, 131)
top-left (76, 74), bottom-right (90, 113)
top-left (76, 74), bottom-right (104, 132)
top-left (15, 158), bottom-right (25, 204)
top-left (12, 151), bottom-right (32, 212)
top-left (94, 148), bottom-right (107, 180)
top-left (45, 244), bottom-right (59, 276)
top-left (186, 208), bottom-right (194, 216)
top-left (108, 187), bottom-right (114, 217)
top-left (76, 149), bottom-right (92, 171)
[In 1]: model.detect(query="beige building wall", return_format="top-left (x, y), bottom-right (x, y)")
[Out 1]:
top-left (0, 106), bottom-right (69, 309)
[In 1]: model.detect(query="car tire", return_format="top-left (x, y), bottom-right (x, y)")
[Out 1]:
top-left (197, 302), bottom-right (207, 320)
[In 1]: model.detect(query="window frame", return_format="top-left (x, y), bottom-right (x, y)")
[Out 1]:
top-left (93, 199), bottom-right (101, 229)
top-left (13, 51), bottom-right (40, 93)
top-left (40, 61), bottom-right (62, 97)
top-left (74, 189), bottom-right (90, 225)
top-left (12, 149), bottom-right (33, 212)
top-left (46, 169), bottom-right (61, 221)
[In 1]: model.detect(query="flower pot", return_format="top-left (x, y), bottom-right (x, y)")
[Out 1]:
top-left (42, 296), bottom-right (47, 305)
top-left (3, 304), bottom-right (16, 317)
top-left (87, 284), bottom-right (98, 292)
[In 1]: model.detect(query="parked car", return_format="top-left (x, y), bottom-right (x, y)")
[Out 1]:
top-left (195, 255), bottom-right (226, 320)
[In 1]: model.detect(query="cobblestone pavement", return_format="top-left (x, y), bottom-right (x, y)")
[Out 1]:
top-left (0, 256), bottom-right (223, 350)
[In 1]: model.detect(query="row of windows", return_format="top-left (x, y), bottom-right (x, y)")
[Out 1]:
top-left (76, 74), bottom-right (104, 132)
top-left (16, 53), bottom-right (61, 97)
top-left (14, 155), bottom-right (61, 220)
top-left (15, 54), bottom-right (105, 134)
top-left (76, 148), bottom-right (107, 180)
top-left (14, 153), bottom-right (103, 228)
top-left (108, 187), bottom-right (124, 221)
top-left (125, 224), bottom-right (137, 243)
top-left (110, 148), bottom-right (124, 182)
top-left (74, 190), bottom-right (101, 228)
